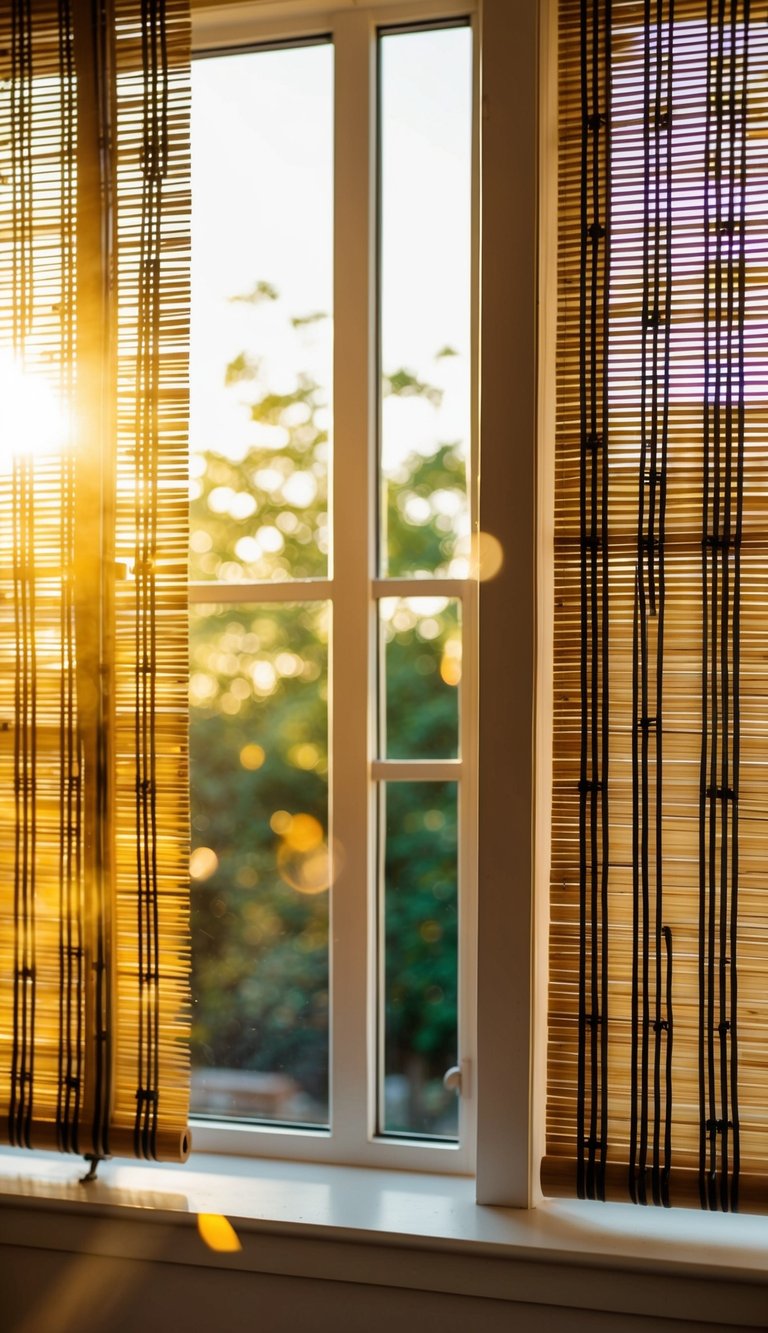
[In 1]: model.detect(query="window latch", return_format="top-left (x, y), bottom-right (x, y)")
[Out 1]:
top-left (443, 1065), bottom-right (462, 1095)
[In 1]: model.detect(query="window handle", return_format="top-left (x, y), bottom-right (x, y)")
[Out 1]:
top-left (443, 1065), bottom-right (462, 1095)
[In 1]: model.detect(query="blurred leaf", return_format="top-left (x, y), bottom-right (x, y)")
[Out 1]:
top-left (290, 310), bottom-right (328, 328)
top-left (225, 351), bottom-right (261, 385)
top-left (231, 279), bottom-right (279, 304)
top-left (383, 366), bottom-right (443, 407)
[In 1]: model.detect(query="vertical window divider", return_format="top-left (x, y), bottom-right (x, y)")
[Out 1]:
top-left (456, 3), bottom-right (482, 1164)
top-left (330, 7), bottom-right (378, 1157)
top-left (475, 0), bottom-right (539, 1205)
top-left (533, 0), bottom-right (559, 1207)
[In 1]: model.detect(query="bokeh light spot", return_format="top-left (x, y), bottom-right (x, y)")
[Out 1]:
top-left (190, 846), bottom-right (219, 881)
top-left (235, 864), bottom-right (259, 888)
top-left (416, 617), bottom-right (440, 641)
top-left (277, 836), bottom-right (344, 896)
top-left (440, 658), bottom-right (461, 686)
top-left (440, 638), bottom-right (461, 686)
top-left (190, 671), bottom-right (217, 704)
top-left (289, 742), bottom-right (321, 771)
top-left (269, 809), bottom-right (293, 836)
top-left (197, 1214), bottom-right (242, 1253)
top-left (190, 528), bottom-right (212, 554)
top-left (240, 743), bottom-right (266, 770)
top-left (423, 808), bottom-right (446, 831)
top-left (472, 530), bottom-right (504, 581)
top-left (284, 812), bottom-right (323, 853)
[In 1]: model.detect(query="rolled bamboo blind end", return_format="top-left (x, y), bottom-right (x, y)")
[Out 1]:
top-left (541, 1158), bottom-right (768, 1216)
top-left (16, 1122), bottom-right (191, 1164)
top-left (108, 1125), bottom-right (192, 1164)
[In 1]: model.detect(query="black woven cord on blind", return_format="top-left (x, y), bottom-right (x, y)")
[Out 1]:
top-left (697, 0), bottom-right (750, 1215)
top-left (0, 0), bottom-right (191, 1165)
top-left (576, 0), bottom-right (612, 1204)
top-left (133, 0), bottom-right (171, 1166)
top-left (545, 0), bottom-right (768, 1212)
top-left (629, 0), bottom-right (675, 1210)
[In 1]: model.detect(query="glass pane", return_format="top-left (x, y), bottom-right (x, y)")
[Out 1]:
top-left (379, 25), bottom-right (472, 577)
top-left (381, 597), bottom-right (460, 759)
top-left (381, 781), bottom-right (458, 1138)
top-left (190, 602), bottom-right (330, 1126)
top-left (190, 45), bottom-right (333, 582)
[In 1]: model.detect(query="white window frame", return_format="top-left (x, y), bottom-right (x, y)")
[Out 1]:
top-left (473, 0), bottom-right (543, 1208)
top-left (188, 0), bottom-right (497, 1179)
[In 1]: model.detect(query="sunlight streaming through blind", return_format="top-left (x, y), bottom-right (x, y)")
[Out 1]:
top-left (0, 0), bottom-right (190, 1164)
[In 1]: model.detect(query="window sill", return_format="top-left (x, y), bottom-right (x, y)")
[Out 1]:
top-left (0, 1148), bottom-right (766, 1327)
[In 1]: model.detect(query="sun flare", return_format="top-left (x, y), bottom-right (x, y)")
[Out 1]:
top-left (0, 352), bottom-right (69, 470)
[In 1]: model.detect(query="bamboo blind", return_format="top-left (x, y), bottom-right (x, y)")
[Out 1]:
top-left (0, 0), bottom-right (190, 1163)
top-left (545, 0), bottom-right (768, 1212)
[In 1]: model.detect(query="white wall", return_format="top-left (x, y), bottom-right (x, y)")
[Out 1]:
top-left (0, 1194), bottom-right (766, 1332)
top-left (0, 1244), bottom-right (755, 1333)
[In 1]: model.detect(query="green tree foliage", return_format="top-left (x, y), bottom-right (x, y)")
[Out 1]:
top-left (190, 287), bottom-right (467, 1133)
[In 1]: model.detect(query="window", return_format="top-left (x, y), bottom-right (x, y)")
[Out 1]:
top-left (186, 0), bottom-right (768, 1222)
top-left (187, 0), bottom-right (480, 1173)
top-left (0, 0), bottom-right (537, 1207)
top-left (0, 0), bottom-right (550, 1211)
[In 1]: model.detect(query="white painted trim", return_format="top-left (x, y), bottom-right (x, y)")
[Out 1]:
top-left (188, 579), bottom-right (331, 603)
top-left (327, 4), bottom-right (379, 1166)
top-left (532, 0), bottom-right (558, 1209)
top-left (372, 578), bottom-right (468, 600)
top-left (190, 576), bottom-right (467, 604)
top-left (192, 0), bottom-right (475, 54)
top-left (459, 0), bottom-right (481, 1185)
top-left (371, 759), bottom-right (462, 781)
top-left (0, 1152), bottom-right (767, 1328)
top-left (474, 0), bottom-right (539, 1207)
top-left (189, 1117), bottom-right (462, 1169)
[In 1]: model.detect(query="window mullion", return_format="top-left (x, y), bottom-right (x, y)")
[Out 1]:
top-left (475, 0), bottom-right (539, 1206)
top-left (372, 760), bottom-right (462, 782)
top-left (188, 580), bottom-right (333, 604)
top-left (329, 7), bottom-right (377, 1156)
top-left (456, 2), bottom-right (481, 1180)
